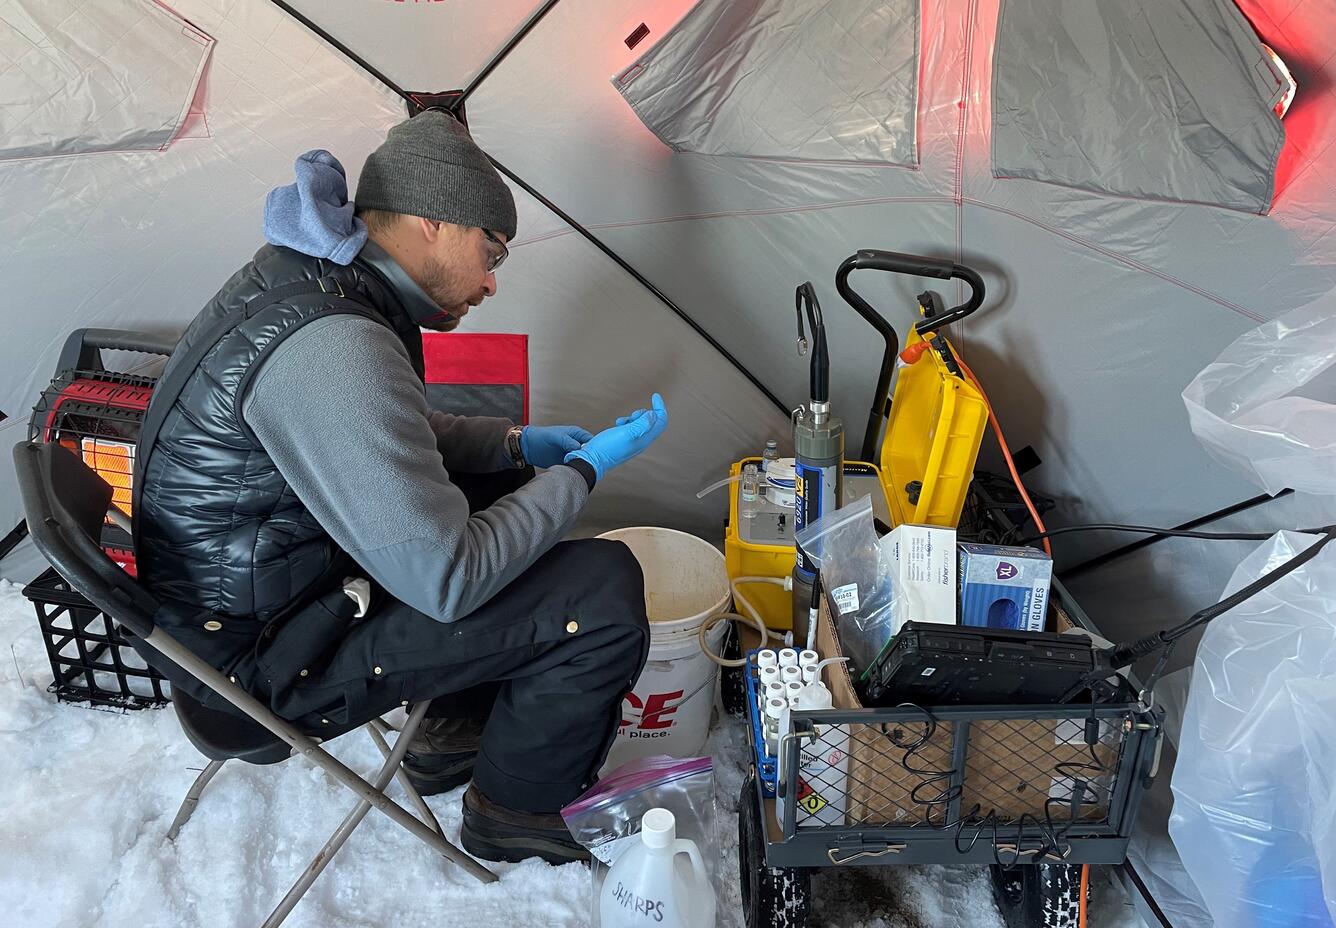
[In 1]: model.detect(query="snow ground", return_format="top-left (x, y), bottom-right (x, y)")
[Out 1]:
top-left (0, 579), bottom-right (1146, 927)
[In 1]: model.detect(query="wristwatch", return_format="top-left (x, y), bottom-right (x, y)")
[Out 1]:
top-left (505, 425), bottom-right (526, 468)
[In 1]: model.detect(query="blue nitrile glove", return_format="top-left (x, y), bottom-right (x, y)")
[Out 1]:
top-left (565, 393), bottom-right (669, 480)
top-left (521, 425), bottom-right (595, 468)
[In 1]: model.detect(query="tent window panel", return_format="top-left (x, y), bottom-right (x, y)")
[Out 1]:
top-left (991, 0), bottom-right (1285, 213)
top-left (0, 0), bottom-right (213, 162)
top-left (615, 0), bottom-right (918, 167)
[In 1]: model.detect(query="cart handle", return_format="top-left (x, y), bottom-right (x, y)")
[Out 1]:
top-left (836, 250), bottom-right (986, 462)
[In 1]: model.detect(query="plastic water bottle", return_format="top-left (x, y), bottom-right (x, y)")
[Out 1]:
top-left (776, 681), bottom-right (850, 828)
top-left (599, 809), bottom-right (716, 928)
top-left (740, 463), bottom-right (759, 519)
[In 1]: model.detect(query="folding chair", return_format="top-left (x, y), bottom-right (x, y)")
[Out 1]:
top-left (12, 440), bottom-right (496, 927)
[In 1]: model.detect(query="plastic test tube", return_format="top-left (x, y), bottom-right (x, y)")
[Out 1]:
top-left (778, 648), bottom-right (799, 668)
top-left (785, 680), bottom-right (804, 706)
top-left (764, 697), bottom-right (786, 755)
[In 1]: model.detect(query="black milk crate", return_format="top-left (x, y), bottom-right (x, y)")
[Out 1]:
top-left (22, 567), bottom-right (169, 709)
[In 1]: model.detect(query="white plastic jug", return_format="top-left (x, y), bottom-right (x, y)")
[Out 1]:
top-left (598, 808), bottom-right (716, 928)
top-left (778, 680), bottom-right (850, 828)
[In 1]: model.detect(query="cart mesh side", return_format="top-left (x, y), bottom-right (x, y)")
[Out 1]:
top-left (789, 710), bottom-right (1126, 832)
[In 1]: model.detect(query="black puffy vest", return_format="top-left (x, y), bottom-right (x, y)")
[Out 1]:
top-left (136, 245), bottom-right (424, 627)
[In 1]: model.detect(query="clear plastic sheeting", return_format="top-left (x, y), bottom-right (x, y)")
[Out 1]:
top-left (992, 0), bottom-right (1285, 213)
top-left (614, 0), bottom-right (918, 165)
top-left (0, 0), bottom-right (214, 161)
top-left (1170, 531), bottom-right (1336, 928)
top-left (1183, 294), bottom-right (1336, 497)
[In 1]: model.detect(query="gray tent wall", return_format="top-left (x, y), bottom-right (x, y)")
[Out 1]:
top-left (0, 0), bottom-right (788, 580)
top-left (1, 2), bottom-right (1334, 918)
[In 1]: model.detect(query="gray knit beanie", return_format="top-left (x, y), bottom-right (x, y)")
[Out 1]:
top-left (356, 111), bottom-right (517, 239)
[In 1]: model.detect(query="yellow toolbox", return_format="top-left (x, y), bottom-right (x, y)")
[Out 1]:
top-left (835, 249), bottom-right (990, 531)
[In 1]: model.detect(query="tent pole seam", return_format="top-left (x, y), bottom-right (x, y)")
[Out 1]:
top-left (488, 157), bottom-right (789, 415)
top-left (266, 0), bottom-right (413, 105)
top-left (454, 0), bottom-right (563, 112)
top-left (266, 0), bottom-right (789, 417)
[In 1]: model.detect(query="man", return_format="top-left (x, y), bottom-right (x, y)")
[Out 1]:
top-left (132, 110), bottom-right (667, 865)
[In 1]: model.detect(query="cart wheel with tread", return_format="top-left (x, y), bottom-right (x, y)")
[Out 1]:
top-left (990, 862), bottom-right (1089, 928)
top-left (721, 622), bottom-right (748, 718)
top-left (738, 771), bottom-right (812, 928)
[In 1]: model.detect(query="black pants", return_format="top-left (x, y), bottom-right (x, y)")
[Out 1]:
top-left (265, 469), bottom-right (650, 814)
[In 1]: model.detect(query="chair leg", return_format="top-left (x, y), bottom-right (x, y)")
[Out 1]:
top-left (260, 702), bottom-right (486, 928)
top-left (368, 717), bottom-right (443, 836)
top-left (166, 758), bottom-right (226, 841)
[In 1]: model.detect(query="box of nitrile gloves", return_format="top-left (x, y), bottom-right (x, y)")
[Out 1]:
top-left (958, 543), bottom-right (1052, 632)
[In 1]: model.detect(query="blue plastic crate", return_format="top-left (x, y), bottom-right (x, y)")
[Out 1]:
top-left (743, 648), bottom-right (779, 797)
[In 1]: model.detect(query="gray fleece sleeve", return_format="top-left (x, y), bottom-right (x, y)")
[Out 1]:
top-left (242, 314), bottom-right (590, 623)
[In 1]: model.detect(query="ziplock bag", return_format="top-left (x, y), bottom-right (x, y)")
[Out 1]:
top-left (561, 755), bottom-right (718, 927)
top-left (794, 494), bottom-right (896, 674)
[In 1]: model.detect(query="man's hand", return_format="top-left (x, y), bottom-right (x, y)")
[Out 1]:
top-left (565, 393), bottom-right (669, 480)
top-left (521, 425), bottom-right (595, 468)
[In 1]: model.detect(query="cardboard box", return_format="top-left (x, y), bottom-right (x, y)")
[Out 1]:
top-left (815, 597), bottom-right (1119, 826)
top-left (958, 543), bottom-right (1053, 632)
top-left (883, 523), bottom-right (957, 632)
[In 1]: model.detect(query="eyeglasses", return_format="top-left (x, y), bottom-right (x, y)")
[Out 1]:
top-left (482, 228), bottom-right (509, 273)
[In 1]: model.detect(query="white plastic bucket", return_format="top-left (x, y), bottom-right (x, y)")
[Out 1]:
top-left (599, 527), bottom-right (731, 770)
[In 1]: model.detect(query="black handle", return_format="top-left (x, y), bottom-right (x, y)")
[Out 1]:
top-left (56, 328), bottom-right (177, 374)
top-left (849, 250), bottom-right (956, 279)
top-left (835, 255), bottom-right (900, 463)
top-left (836, 250), bottom-right (987, 461)
top-left (795, 282), bottom-right (829, 405)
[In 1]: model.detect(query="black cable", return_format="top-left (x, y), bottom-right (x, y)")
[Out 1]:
top-left (454, 0), bottom-right (563, 111)
top-left (1105, 527), bottom-right (1336, 669)
top-left (886, 705), bottom-right (960, 820)
top-left (266, 1), bottom-right (413, 105)
top-left (1061, 489), bottom-right (1294, 580)
top-left (1021, 521), bottom-right (1335, 546)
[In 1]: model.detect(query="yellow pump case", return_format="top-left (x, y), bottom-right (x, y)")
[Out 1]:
top-left (723, 458), bottom-right (796, 630)
top-left (723, 459), bottom-right (890, 631)
top-left (880, 326), bottom-right (988, 528)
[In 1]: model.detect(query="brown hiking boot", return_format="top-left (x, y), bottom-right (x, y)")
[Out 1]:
top-left (402, 717), bottom-right (485, 796)
top-left (459, 784), bottom-right (590, 865)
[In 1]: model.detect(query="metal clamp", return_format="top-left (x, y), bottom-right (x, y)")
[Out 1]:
top-left (776, 728), bottom-right (816, 799)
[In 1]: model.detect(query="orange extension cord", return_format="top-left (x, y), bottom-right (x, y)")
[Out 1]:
top-left (903, 338), bottom-right (1075, 917)
top-left (960, 349), bottom-right (1080, 920)
top-left (950, 355), bottom-right (1052, 557)
top-left (1080, 864), bottom-right (1090, 928)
